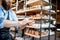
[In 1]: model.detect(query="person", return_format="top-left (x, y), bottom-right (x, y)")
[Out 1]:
top-left (0, 0), bottom-right (34, 40)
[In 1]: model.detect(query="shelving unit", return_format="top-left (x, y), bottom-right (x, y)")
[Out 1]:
top-left (11, 0), bottom-right (57, 40)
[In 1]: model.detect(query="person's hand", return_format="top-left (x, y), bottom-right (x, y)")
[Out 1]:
top-left (24, 17), bottom-right (35, 25)
top-left (18, 17), bottom-right (35, 30)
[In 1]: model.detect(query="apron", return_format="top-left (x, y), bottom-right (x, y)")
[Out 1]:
top-left (0, 9), bottom-right (13, 40)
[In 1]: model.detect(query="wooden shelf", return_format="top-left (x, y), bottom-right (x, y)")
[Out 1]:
top-left (26, 0), bottom-right (49, 6)
top-left (18, 16), bottom-right (56, 20)
top-left (25, 32), bottom-right (54, 38)
top-left (26, 24), bottom-right (55, 29)
top-left (24, 30), bottom-right (55, 38)
top-left (25, 32), bottom-right (40, 38)
top-left (18, 17), bottom-right (41, 20)
top-left (25, 29), bottom-right (55, 38)
top-left (24, 29), bottom-right (48, 38)
top-left (18, 18), bottom-right (56, 20)
top-left (16, 6), bottom-right (41, 14)
top-left (16, 7), bottom-right (56, 14)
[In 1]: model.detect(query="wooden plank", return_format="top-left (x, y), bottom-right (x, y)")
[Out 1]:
top-left (26, 0), bottom-right (49, 6)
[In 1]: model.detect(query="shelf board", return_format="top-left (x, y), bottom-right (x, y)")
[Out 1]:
top-left (18, 18), bottom-right (38, 20)
top-left (16, 7), bottom-right (41, 14)
top-left (33, 17), bottom-right (56, 20)
top-left (26, 24), bottom-right (55, 29)
top-left (25, 32), bottom-right (54, 38)
top-left (26, 0), bottom-right (49, 6)
top-left (25, 30), bottom-right (55, 38)
top-left (25, 32), bottom-right (40, 38)
top-left (18, 17), bottom-right (56, 21)
top-left (16, 7), bottom-right (56, 15)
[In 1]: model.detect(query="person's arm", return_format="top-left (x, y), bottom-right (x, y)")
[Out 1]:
top-left (10, 10), bottom-right (26, 30)
top-left (4, 20), bottom-right (18, 28)
top-left (9, 10), bottom-right (28, 30)
top-left (4, 18), bottom-right (34, 29)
